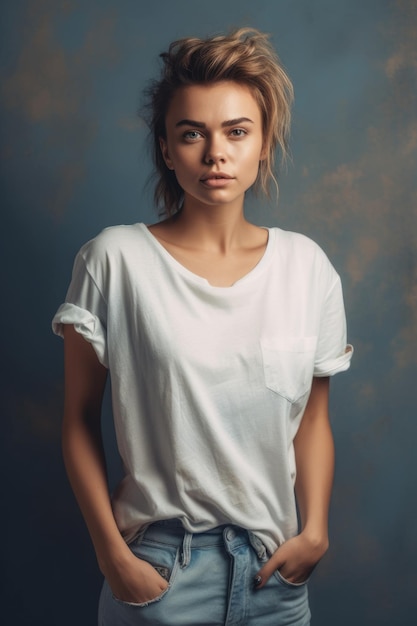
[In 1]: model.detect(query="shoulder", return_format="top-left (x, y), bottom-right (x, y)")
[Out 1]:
top-left (271, 227), bottom-right (329, 263)
top-left (269, 227), bottom-right (340, 286)
top-left (81, 223), bottom-right (144, 254)
top-left (77, 223), bottom-right (146, 263)
top-left (71, 223), bottom-right (148, 285)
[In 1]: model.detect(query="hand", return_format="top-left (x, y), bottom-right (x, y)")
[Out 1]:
top-left (103, 550), bottom-right (169, 604)
top-left (254, 532), bottom-right (329, 589)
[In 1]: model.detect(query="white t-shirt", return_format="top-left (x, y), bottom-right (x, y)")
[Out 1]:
top-left (52, 223), bottom-right (352, 554)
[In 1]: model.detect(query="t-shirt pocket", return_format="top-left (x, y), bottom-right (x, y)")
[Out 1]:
top-left (260, 336), bottom-right (317, 403)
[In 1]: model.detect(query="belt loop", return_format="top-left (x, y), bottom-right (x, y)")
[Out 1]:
top-left (180, 530), bottom-right (193, 568)
top-left (248, 531), bottom-right (267, 561)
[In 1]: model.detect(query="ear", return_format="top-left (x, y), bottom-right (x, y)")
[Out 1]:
top-left (159, 137), bottom-right (175, 170)
top-left (259, 141), bottom-right (268, 161)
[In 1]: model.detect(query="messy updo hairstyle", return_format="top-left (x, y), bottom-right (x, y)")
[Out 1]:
top-left (142, 28), bottom-right (294, 216)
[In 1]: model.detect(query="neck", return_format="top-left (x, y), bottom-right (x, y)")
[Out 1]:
top-left (173, 208), bottom-right (249, 254)
top-left (171, 196), bottom-right (251, 253)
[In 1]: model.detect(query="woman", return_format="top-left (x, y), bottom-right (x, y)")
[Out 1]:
top-left (53, 28), bottom-right (353, 625)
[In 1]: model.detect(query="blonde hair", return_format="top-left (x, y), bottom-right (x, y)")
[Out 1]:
top-left (142, 28), bottom-right (294, 216)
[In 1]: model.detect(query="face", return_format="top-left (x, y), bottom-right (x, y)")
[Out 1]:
top-left (160, 81), bottom-right (266, 211)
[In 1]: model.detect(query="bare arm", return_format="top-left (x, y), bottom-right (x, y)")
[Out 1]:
top-left (293, 376), bottom-right (333, 549)
top-left (255, 376), bottom-right (333, 587)
top-left (62, 324), bottom-right (167, 602)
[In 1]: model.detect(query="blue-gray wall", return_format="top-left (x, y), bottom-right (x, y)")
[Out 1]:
top-left (1, 1), bottom-right (416, 624)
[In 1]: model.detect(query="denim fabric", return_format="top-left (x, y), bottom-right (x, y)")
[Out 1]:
top-left (98, 520), bottom-right (310, 626)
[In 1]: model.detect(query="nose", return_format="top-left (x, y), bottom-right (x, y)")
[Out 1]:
top-left (203, 135), bottom-right (226, 164)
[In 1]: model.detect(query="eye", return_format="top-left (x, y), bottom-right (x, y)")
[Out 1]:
top-left (183, 130), bottom-right (203, 141)
top-left (230, 128), bottom-right (247, 137)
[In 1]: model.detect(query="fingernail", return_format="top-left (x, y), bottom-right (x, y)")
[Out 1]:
top-left (254, 575), bottom-right (262, 587)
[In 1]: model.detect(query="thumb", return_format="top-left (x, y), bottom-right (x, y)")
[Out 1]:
top-left (254, 554), bottom-right (283, 590)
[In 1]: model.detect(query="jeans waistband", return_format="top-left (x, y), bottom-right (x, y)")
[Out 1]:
top-left (137, 519), bottom-right (267, 566)
top-left (142, 519), bottom-right (233, 548)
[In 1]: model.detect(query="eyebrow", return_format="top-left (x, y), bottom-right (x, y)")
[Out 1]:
top-left (175, 117), bottom-right (254, 128)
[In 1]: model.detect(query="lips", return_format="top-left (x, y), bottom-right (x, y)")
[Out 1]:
top-left (200, 172), bottom-right (233, 181)
top-left (200, 172), bottom-right (235, 188)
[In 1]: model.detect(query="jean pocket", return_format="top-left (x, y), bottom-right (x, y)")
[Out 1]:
top-left (112, 539), bottom-right (180, 608)
top-left (260, 336), bottom-right (317, 403)
top-left (273, 568), bottom-right (310, 589)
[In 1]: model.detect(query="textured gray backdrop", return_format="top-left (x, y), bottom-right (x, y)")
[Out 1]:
top-left (1, 1), bottom-right (416, 624)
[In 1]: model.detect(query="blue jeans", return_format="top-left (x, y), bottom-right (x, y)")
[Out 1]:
top-left (98, 520), bottom-right (310, 625)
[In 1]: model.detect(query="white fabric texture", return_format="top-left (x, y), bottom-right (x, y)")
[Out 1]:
top-left (52, 223), bottom-right (353, 555)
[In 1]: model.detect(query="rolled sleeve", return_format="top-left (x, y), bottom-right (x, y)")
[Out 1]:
top-left (52, 245), bottom-right (109, 367)
top-left (314, 273), bottom-right (353, 377)
top-left (314, 344), bottom-right (353, 377)
top-left (52, 303), bottom-right (108, 367)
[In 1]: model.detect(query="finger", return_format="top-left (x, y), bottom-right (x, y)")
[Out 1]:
top-left (254, 556), bottom-right (283, 589)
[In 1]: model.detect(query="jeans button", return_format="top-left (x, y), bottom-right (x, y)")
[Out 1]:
top-left (226, 528), bottom-right (236, 541)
